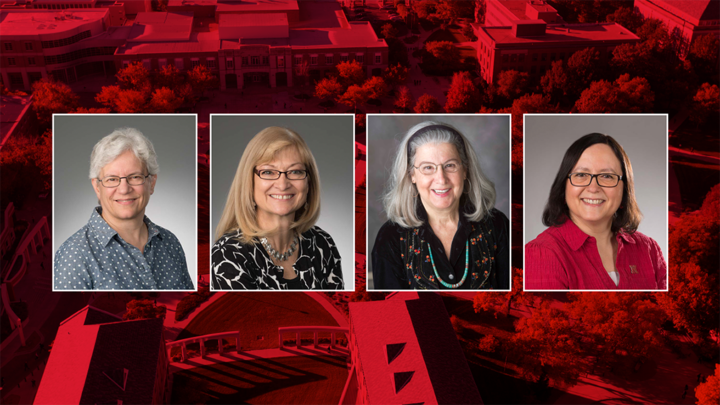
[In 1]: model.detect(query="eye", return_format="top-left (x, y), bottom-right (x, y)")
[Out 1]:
top-left (260, 170), bottom-right (275, 176)
top-left (444, 162), bottom-right (457, 170)
top-left (422, 165), bottom-right (434, 171)
top-left (599, 174), bottom-right (615, 180)
top-left (129, 175), bottom-right (144, 181)
top-left (289, 170), bottom-right (305, 175)
top-left (573, 173), bottom-right (589, 179)
top-left (104, 177), bottom-right (120, 184)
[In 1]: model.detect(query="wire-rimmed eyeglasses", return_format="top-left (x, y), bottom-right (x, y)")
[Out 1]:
top-left (568, 172), bottom-right (623, 188)
top-left (97, 174), bottom-right (151, 188)
top-left (412, 160), bottom-right (462, 176)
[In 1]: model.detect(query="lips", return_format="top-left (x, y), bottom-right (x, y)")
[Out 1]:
top-left (270, 194), bottom-right (294, 200)
top-left (581, 198), bottom-right (605, 206)
top-left (432, 189), bottom-right (450, 195)
top-left (115, 198), bottom-right (138, 205)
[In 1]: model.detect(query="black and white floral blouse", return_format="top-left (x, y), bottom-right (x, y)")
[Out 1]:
top-left (211, 226), bottom-right (344, 290)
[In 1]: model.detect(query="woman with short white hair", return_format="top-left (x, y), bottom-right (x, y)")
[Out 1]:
top-left (54, 127), bottom-right (193, 290)
top-left (372, 122), bottom-right (509, 290)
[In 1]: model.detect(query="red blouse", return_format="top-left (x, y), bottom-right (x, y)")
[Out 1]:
top-left (525, 220), bottom-right (667, 290)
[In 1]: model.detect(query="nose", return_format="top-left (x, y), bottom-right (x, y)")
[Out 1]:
top-left (118, 177), bottom-right (134, 193)
top-left (586, 175), bottom-right (602, 191)
top-left (433, 166), bottom-right (449, 182)
top-left (275, 173), bottom-right (292, 189)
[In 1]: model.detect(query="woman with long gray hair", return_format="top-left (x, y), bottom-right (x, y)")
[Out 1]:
top-left (372, 122), bottom-right (509, 290)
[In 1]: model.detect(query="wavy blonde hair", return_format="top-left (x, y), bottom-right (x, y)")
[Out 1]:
top-left (382, 121), bottom-right (496, 228)
top-left (215, 127), bottom-right (321, 244)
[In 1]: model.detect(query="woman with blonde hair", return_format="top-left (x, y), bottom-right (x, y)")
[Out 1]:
top-left (212, 127), bottom-right (343, 290)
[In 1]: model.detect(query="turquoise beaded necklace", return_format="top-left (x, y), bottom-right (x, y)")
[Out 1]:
top-left (427, 241), bottom-right (469, 289)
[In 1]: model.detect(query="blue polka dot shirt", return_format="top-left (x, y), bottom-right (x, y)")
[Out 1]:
top-left (54, 207), bottom-right (194, 290)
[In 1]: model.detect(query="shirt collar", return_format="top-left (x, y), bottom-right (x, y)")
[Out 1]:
top-left (558, 219), bottom-right (634, 250)
top-left (88, 206), bottom-right (161, 247)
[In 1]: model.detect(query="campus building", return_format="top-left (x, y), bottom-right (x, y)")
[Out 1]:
top-left (0, 8), bottom-right (125, 90)
top-left (485, 0), bottom-right (564, 26)
top-left (347, 292), bottom-right (482, 404)
top-left (35, 306), bottom-right (169, 405)
top-left (634, 0), bottom-right (720, 57)
top-left (474, 19), bottom-right (640, 84)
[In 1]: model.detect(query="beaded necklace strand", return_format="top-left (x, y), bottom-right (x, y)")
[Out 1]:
top-left (427, 241), bottom-right (469, 288)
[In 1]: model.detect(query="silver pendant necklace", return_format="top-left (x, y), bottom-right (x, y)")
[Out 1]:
top-left (260, 233), bottom-right (299, 261)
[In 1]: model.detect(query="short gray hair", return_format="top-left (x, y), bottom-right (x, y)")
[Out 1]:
top-left (382, 121), bottom-right (496, 228)
top-left (89, 127), bottom-right (159, 179)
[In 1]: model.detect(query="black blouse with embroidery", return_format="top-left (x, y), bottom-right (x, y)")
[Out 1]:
top-left (371, 203), bottom-right (509, 290)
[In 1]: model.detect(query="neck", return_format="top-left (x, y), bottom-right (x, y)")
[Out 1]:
top-left (425, 205), bottom-right (460, 228)
top-left (571, 216), bottom-right (614, 243)
top-left (257, 211), bottom-right (296, 250)
top-left (101, 209), bottom-right (146, 240)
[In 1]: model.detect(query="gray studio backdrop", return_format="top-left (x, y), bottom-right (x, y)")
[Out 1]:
top-left (211, 115), bottom-right (355, 290)
top-left (524, 114), bottom-right (668, 262)
top-left (366, 115), bottom-right (511, 289)
top-left (53, 114), bottom-right (197, 289)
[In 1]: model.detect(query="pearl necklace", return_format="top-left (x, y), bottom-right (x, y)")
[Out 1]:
top-left (428, 241), bottom-right (469, 289)
top-left (260, 233), bottom-right (298, 261)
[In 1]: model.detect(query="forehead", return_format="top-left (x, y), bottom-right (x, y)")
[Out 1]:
top-left (414, 142), bottom-right (460, 163)
top-left (100, 149), bottom-right (145, 175)
top-left (258, 146), bottom-right (305, 166)
top-left (573, 144), bottom-right (622, 171)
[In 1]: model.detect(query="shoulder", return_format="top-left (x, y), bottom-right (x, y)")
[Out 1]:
top-left (154, 223), bottom-right (182, 245)
top-left (212, 229), bottom-right (249, 252)
top-left (56, 226), bottom-right (92, 257)
top-left (481, 208), bottom-right (509, 229)
top-left (304, 226), bottom-right (335, 244)
top-left (375, 220), bottom-right (407, 242)
top-left (622, 230), bottom-right (662, 250)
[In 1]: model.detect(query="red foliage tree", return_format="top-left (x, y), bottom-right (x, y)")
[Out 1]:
top-left (116, 61), bottom-right (152, 94)
top-left (425, 41), bottom-right (460, 63)
top-left (187, 64), bottom-right (216, 98)
top-left (414, 94), bottom-right (442, 113)
top-left (149, 87), bottom-right (184, 113)
top-left (574, 74), bottom-right (654, 113)
top-left (314, 77), bottom-right (344, 104)
top-left (688, 34), bottom-right (720, 84)
top-left (155, 65), bottom-right (184, 90)
top-left (95, 85), bottom-right (121, 110)
top-left (496, 70), bottom-right (530, 100)
top-left (689, 83), bottom-right (720, 126)
top-left (605, 6), bottom-right (643, 33)
top-left (695, 364), bottom-right (720, 405)
top-left (444, 71), bottom-right (480, 113)
top-left (31, 79), bottom-right (80, 128)
top-left (114, 89), bottom-right (148, 113)
top-left (383, 64), bottom-right (409, 89)
top-left (336, 60), bottom-right (366, 88)
top-left (337, 84), bottom-right (370, 112)
top-left (381, 23), bottom-right (398, 39)
top-left (394, 86), bottom-right (414, 112)
top-left (363, 76), bottom-right (388, 100)
top-left (123, 299), bottom-right (167, 320)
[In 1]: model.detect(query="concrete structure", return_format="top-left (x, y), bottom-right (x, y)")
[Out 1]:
top-left (485, 0), bottom-right (564, 26)
top-left (634, 0), bottom-right (720, 58)
top-left (347, 292), bottom-right (483, 405)
top-left (474, 20), bottom-right (640, 83)
top-left (0, 9), bottom-right (124, 89)
top-left (35, 306), bottom-right (169, 405)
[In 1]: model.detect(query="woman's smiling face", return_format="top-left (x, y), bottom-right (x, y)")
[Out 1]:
top-left (253, 146), bottom-right (309, 223)
top-left (411, 142), bottom-right (466, 216)
top-left (565, 143), bottom-right (624, 230)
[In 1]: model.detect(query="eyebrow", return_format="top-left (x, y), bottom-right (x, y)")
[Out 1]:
top-left (257, 162), bottom-right (305, 169)
top-left (572, 166), bottom-right (619, 173)
top-left (417, 158), bottom-right (460, 165)
top-left (102, 171), bottom-right (145, 177)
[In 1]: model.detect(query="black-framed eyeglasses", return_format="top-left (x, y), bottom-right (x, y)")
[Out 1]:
top-left (412, 160), bottom-right (462, 176)
top-left (568, 172), bottom-right (623, 188)
top-left (254, 169), bottom-right (308, 180)
top-left (97, 174), bottom-right (151, 188)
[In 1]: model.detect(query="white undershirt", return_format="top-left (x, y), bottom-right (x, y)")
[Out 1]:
top-left (609, 271), bottom-right (619, 286)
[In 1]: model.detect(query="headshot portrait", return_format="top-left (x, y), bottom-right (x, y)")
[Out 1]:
top-left (210, 114), bottom-right (354, 291)
top-left (367, 115), bottom-right (511, 291)
top-left (524, 114), bottom-right (668, 291)
top-left (53, 114), bottom-right (197, 291)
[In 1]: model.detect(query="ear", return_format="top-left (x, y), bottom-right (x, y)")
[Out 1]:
top-left (92, 178), bottom-right (102, 200)
top-left (148, 174), bottom-right (157, 195)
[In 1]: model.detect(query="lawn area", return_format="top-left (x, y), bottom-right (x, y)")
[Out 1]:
top-left (175, 292), bottom-right (339, 351)
top-left (170, 355), bottom-right (348, 404)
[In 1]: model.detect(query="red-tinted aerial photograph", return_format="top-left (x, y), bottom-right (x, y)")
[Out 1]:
top-left (1, 0), bottom-right (718, 404)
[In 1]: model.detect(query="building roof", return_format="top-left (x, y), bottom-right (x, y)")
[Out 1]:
top-left (167, 0), bottom-right (299, 13)
top-left (219, 12), bottom-right (288, 27)
top-left (496, 0), bottom-right (556, 20)
top-left (128, 12), bottom-right (193, 42)
top-left (117, 30), bottom-right (220, 54)
top-left (479, 22), bottom-right (639, 45)
top-left (0, 9), bottom-right (108, 36)
top-left (35, 306), bottom-right (165, 405)
top-left (289, 22), bottom-right (386, 49)
top-left (646, 0), bottom-right (720, 23)
top-left (349, 293), bottom-right (483, 405)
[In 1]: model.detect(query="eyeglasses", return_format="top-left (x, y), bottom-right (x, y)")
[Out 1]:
top-left (568, 172), bottom-right (623, 188)
top-left (413, 160), bottom-right (462, 176)
top-left (255, 169), bottom-right (308, 180)
top-left (97, 174), bottom-right (151, 188)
